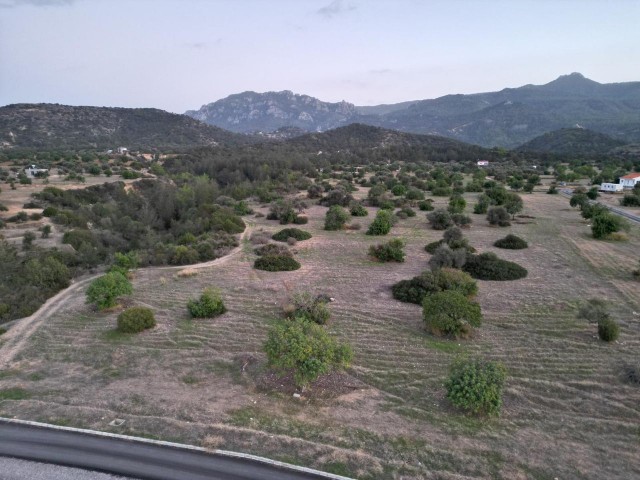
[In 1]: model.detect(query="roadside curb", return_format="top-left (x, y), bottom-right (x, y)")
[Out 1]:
top-left (0, 417), bottom-right (354, 480)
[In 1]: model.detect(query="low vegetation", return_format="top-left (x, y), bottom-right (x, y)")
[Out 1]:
top-left (422, 290), bottom-right (482, 338)
top-left (462, 252), bottom-right (528, 281)
top-left (187, 288), bottom-right (227, 318)
top-left (86, 272), bottom-right (133, 310)
top-left (117, 307), bottom-right (156, 333)
top-left (254, 255), bottom-right (301, 271)
top-left (272, 228), bottom-right (312, 242)
top-left (368, 238), bottom-right (405, 262)
top-left (445, 357), bottom-right (507, 416)
top-left (366, 209), bottom-right (393, 235)
top-left (264, 318), bottom-right (353, 390)
top-left (392, 268), bottom-right (477, 305)
top-left (284, 292), bottom-right (331, 325)
top-left (494, 234), bottom-right (528, 249)
top-left (324, 205), bottom-right (349, 231)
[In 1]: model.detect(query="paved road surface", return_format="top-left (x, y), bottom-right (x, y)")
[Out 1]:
top-left (0, 457), bottom-right (137, 480)
top-left (0, 421), bottom-right (350, 480)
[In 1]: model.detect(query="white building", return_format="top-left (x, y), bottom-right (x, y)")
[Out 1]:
top-left (599, 183), bottom-right (623, 193)
top-left (25, 165), bottom-right (48, 177)
top-left (477, 160), bottom-right (489, 166)
top-left (620, 172), bottom-right (640, 189)
top-left (117, 147), bottom-right (128, 154)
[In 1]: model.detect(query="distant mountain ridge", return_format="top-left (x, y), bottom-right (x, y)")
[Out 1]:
top-left (0, 103), bottom-right (247, 150)
top-left (187, 73), bottom-right (640, 148)
top-left (185, 90), bottom-right (357, 134)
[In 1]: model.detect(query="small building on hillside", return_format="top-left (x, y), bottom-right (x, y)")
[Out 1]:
top-left (477, 160), bottom-right (489, 166)
top-left (620, 172), bottom-right (640, 189)
top-left (25, 165), bottom-right (48, 177)
top-left (599, 182), bottom-right (623, 193)
top-left (117, 147), bottom-right (128, 154)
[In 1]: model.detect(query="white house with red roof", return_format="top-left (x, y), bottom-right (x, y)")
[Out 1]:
top-left (620, 172), bottom-right (640, 189)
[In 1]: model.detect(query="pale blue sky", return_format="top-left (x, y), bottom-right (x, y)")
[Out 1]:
top-left (1, 0), bottom-right (638, 112)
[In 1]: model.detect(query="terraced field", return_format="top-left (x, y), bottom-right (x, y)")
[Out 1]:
top-left (1, 192), bottom-right (639, 479)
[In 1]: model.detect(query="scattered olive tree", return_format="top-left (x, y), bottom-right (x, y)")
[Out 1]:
top-left (422, 290), bottom-right (482, 337)
top-left (369, 238), bottom-right (406, 262)
top-left (117, 307), bottom-right (156, 333)
top-left (284, 292), bottom-right (331, 325)
top-left (366, 210), bottom-right (393, 235)
top-left (324, 205), bottom-right (349, 231)
top-left (487, 207), bottom-right (511, 227)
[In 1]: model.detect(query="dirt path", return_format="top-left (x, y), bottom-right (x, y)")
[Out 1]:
top-left (0, 222), bottom-right (254, 369)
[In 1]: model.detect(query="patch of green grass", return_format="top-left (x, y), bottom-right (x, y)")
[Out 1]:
top-left (0, 370), bottom-right (19, 380)
top-left (27, 372), bottom-right (45, 381)
top-left (0, 387), bottom-right (31, 400)
top-left (323, 461), bottom-right (353, 476)
top-left (101, 329), bottom-right (132, 342)
top-left (181, 374), bottom-right (200, 385)
top-left (424, 337), bottom-right (465, 353)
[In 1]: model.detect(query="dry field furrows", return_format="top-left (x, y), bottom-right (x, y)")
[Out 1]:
top-left (1, 192), bottom-right (639, 479)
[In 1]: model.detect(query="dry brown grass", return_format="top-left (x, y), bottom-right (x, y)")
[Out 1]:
top-left (0, 191), bottom-right (639, 479)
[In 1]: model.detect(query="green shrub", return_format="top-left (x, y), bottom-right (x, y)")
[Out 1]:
top-left (621, 363), bottom-right (640, 385)
top-left (272, 228), bottom-right (312, 242)
top-left (285, 292), bottom-right (331, 325)
top-left (324, 205), bottom-right (349, 231)
top-left (547, 185), bottom-right (558, 194)
top-left (391, 184), bottom-right (407, 196)
top-left (293, 215), bottom-right (308, 224)
top-left (598, 317), bottom-right (619, 342)
top-left (429, 244), bottom-right (467, 270)
top-left (591, 213), bottom-right (628, 239)
top-left (462, 252), bottom-right (528, 281)
top-left (405, 187), bottom-right (425, 201)
top-left (86, 272), bottom-right (133, 310)
top-left (425, 239), bottom-right (445, 254)
top-left (264, 318), bottom-right (352, 389)
top-left (398, 206), bottom-right (416, 218)
top-left (117, 307), bottom-right (156, 333)
top-left (392, 268), bottom-right (477, 304)
top-left (350, 202), bottom-right (369, 216)
top-left (487, 207), bottom-right (511, 226)
top-left (187, 288), bottom-right (227, 318)
top-left (369, 238), bottom-right (405, 262)
top-left (366, 210), bottom-right (392, 235)
top-left (448, 195), bottom-right (466, 214)
top-left (418, 200), bottom-right (434, 211)
top-left (576, 298), bottom-right (609, 323)
top-left (445, 357), bottom-right (506, 416)
top-left (473, 194), bottom-right (490, 214)
top-left (254, 255), bottom-right (301, 271)
top-left (427, 209), bottom-right (452, 230)
top-left (494, 234), bottom-right (528, 249)
top-left (423, 290), bottom-right (482, 337)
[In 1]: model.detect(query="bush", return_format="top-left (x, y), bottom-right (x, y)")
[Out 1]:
top-left (547, 185), bottom-right (558, 194)
top-left (576, 298), bottom-right (609, 323)
top-left (324, 205), bottom-right (349, 231)
top-left (418, 200), bottom-right (434, 211)
top-left (86, 272), bottom-right (133, 310)
top-left (369, 238), bottom-right (405, 262)
top-left (272, 228), bottom-right (312, 242)
top-left (264, 318), bottom-right (353, 389)
top-left (427, 209), bottom-right (452, 230)
top-left (366, 210), bottom-right (392, 235)
top-left (445, 358), bottom-right (506, 416)
top-left (448, 195), bottom-right (466, 214)
top-left (350, 202), bottom-right (369, 216)
top-left (293, 215), bottom-right (308, 224)
top-left (487, 207), bottom-right (511, 226)
top-left (621, 363), bottom-right (640, 386)
top-left (429, 244), bottom-right (467, 270)
top-left (187, 288), bottom-right (227, 318)
top-left (494, 234), bottom-right (528, 249)
top-left (398, 206), bottom-right (416, 218)
top-left (473, 194), bottom-right (490, 214)
top-left (285, 292), bottom-right (331, 325)
top-left (423, 290), bottom-right (482, 337)
top-left (255, 243), bottom-right (292, 257)
top-left (462, 252), bottom-right (528, 281)
top-left (117, 307), bottom-right (156, 333)
top-left (425, 239), bottom-right (445, 254)
top-left (592, 213), bottom-right (628, 239)
top-left (598, 317), bottom-right (619, 342)
top-left (254, 255), bottom-right (301, 271)
top-left (392, 268), bottom-right (477, 304)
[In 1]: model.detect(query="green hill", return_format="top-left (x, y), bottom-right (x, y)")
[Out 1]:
top-left (517, 128), bottom-right (626, 154)
top-left (0, 103), bottom-right (248, 151)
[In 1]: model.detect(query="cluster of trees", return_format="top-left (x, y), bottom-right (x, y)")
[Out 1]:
top-left (569, 189), bottom-right (630, 239)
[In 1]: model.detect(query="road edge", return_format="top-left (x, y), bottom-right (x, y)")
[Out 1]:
top-left (0, 417), bottom-right (354, 480)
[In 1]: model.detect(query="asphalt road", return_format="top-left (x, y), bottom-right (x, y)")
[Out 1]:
top-left (0, 421), bottom-right (349, 480)
top-left (0, 456), bottom-right (137, 480)
top-left (560, 189), bottom-right (640, 224)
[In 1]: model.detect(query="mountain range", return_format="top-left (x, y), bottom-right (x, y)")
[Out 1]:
top-left (0, 103), bottom-right (247, 150)
top-left (186, 73), bottom-right (640, 148)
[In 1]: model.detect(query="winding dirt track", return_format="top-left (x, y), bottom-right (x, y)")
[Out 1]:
top-left (0, 223), bottom-right (253, 369)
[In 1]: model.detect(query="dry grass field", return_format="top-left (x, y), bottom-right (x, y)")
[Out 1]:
top-left (1, 191), bottom-right (639, 479)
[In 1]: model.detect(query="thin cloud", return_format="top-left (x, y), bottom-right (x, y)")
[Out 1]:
top-left (0, 0), bottom-right (74, 7)
top-left (369, 68), bottom-right (393, 75)
top-left (317, 0), bottom-right (356, 19)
